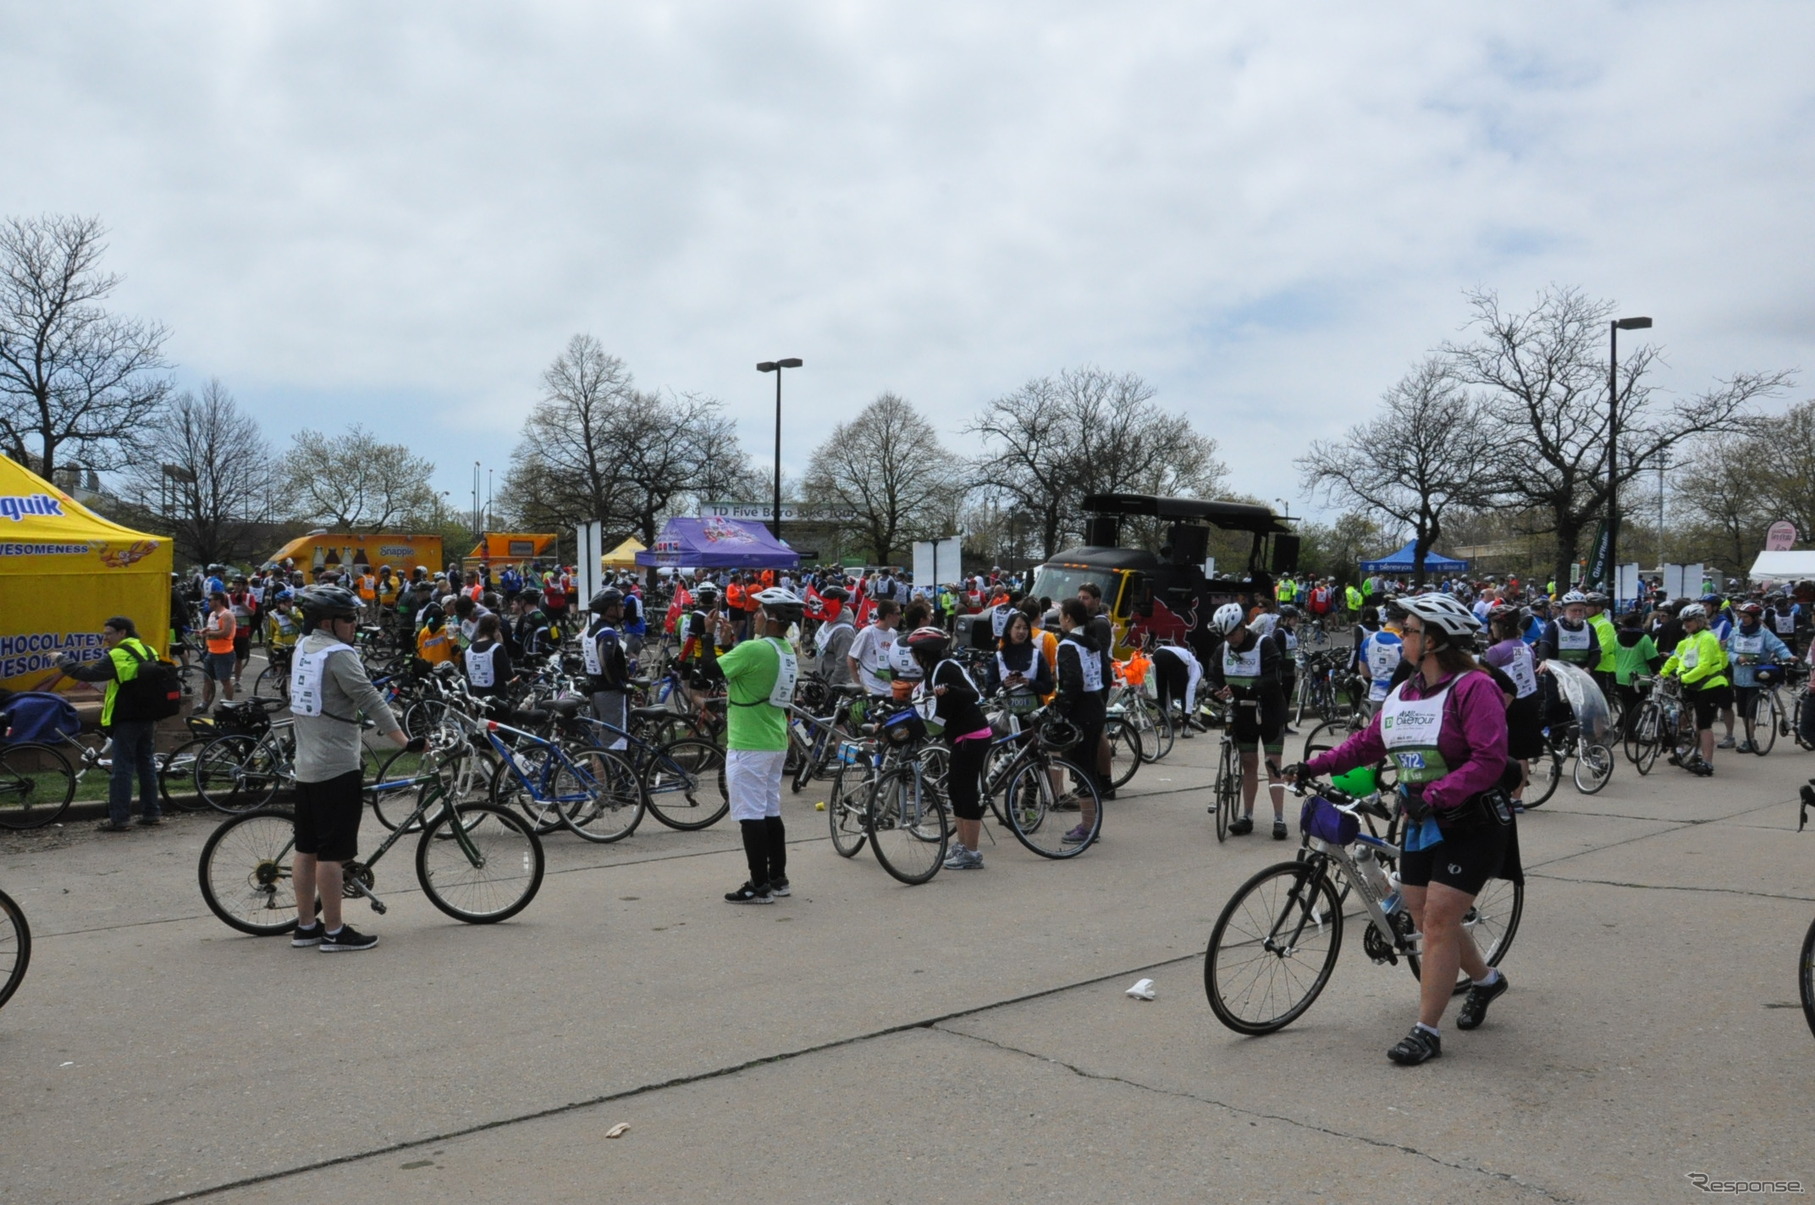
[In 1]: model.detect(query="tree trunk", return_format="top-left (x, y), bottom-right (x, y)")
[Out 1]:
top-left (1552, 520), bottom-right (1582, 594)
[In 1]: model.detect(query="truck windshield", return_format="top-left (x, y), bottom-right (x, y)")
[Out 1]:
top-left (1029, 565), bottom-right (1118, 609)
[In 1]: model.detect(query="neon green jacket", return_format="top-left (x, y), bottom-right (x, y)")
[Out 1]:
top-left (1662, 629), bottom-right (1730, 691)
top-left (1587, 612), bottom-right (1617, 672)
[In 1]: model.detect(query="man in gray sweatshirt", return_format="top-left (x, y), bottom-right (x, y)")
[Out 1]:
top-left (287, 585), bottom-right (415, 952)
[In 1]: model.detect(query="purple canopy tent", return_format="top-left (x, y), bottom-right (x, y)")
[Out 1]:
top-left (633, 517), bottom-right (800, 570)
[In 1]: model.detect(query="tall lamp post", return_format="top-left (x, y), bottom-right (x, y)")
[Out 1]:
top-left (1607, 316), bottom-right (1653, 601)
top-left (756, 358), bottom-right (803, 544)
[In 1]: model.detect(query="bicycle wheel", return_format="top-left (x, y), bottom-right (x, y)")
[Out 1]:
top-left (193, 734), bottom-right (280, 813)
top-left (826, 758), bottom-right (869, 857)
top-left (416, 803), bottom-right (545, 923)
top-left (0, 742), bottom-right (76, 830)
top-left (560, 749), bottom-right (645, 843)
top-left (1147, 704), bottom-right (1175, 762)
top-left (641, 738), bottom-right (729, 830)
top-left (1407, 875), bottom-right (1523, 993)
top-left (155, 738), bottom-right (209, 812)
top-left (402, 697), bottom-right (450, 740)
top-left (1212, 743), bottom-right (1237, 843)
top-left (1204, 860), bottom-right (1344, 1035)
top-left (0, 888), bottom-right (29, 1011)
top-left (197, 808), bottom-right (301, 935)
top-left (1753, 691), bottom-right (1779, 755)
top-left (1005, 757), bottom-right (1100, 858)
top-left (1800, 913), bottom-right (1815, 1040)
top-left (1572, 742), bottom-right (1613, 794)
top-left (1105, 717), bottom-right (1141, 791)
top-left (865, 768), bottom-right (948, 884)
top-left (489, 747), bottom-right (568, 834)
top-left (1625, 702), bottom-right (1659, 774)
top-left (1523, 742), bottom-right (1563, 808)
top-left (252, 663), bottom-right (290, 705)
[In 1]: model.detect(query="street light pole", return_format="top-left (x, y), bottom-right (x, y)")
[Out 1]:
top-left (1607, 316), bottom-right (1652, 601)
top-left (756, 358), bottom-right (803, 545)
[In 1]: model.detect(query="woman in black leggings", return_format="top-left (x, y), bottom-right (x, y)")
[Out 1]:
top-left (903, 626), bottom-right (994, 871)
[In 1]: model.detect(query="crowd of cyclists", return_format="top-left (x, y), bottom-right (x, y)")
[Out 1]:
top-left (137, 546), bottom-right (1815, 1058)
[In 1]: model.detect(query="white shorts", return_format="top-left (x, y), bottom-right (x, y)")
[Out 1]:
top-left (726, 749), bottom-right (785, 821)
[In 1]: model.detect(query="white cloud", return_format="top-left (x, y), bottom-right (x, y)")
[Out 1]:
top-left (3, 1), bottom-right (1810, 521)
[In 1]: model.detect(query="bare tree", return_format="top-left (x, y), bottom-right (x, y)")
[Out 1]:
top-left (504, 334), bottom-right (752, 544)
top-left (281, 424), bottom-right (439, 531)
top-left (0, 214), bottom-right (171, 483)
top-left (121, 379), bottom-right (271, 565)
top-left (1298, 356), bottom-right (1492, 587)
top-left (968, 366), bottom-right (1229, 558)
top-left (1445, 286), bottom-right (1791, 588)
top-left (803, 392), bottom-right (958, 565)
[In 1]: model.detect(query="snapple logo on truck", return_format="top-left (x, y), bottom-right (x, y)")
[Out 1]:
top-left (0, 494), bottom-right (65, 522)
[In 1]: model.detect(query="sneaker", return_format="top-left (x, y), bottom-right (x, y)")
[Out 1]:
top-left (724, 881), bottom-right (774, 905)
top-left (320, 925), bottom-right (379, 952)
top-left (136, 815), bottom-right (162, 827)
top-left (1052, 794), bottom-right (1082, 812)
top-left (1735, 740), bottom-right (1755, 754)
top-left (1387, 1025), bottom-right (1442, 1065)
top-left (1456, 973), bottom-right (1509, 1030)
top-left (769, 877), bottom-right (791, 897)
top-left (1229, 816), bottom-right (1254, 836)
top-left (95, 820), bottom-right (131, 833)
top-left (1689, 759), bottom-right (1714, 778)
top-left (1717, 735), bottom-right (1736, 749)
top-left (943, 846), bottom-right (985, 870)
top-left (1061, 824), bottom-right (1093, 845)
top-left (291, 922), bottom-right (324, 948)
top-left (1272, 820), bottom-right (1288, 840)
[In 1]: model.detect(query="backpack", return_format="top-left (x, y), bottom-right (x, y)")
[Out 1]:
top-left (111, 640), bottom-right (183, 722)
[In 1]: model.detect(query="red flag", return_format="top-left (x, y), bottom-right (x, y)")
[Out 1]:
top-left (666, 584), bottom-right (693, 635)
top-left (803, 583), bottom-right (826, 620)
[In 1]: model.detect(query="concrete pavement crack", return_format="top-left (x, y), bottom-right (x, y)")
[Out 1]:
top-left (1525, 871), bottom-right (1815, 902)
top-left (932, 1025), bottom-right (1578, 1204)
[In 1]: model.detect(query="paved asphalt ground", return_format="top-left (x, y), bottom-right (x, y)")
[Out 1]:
top-left (3, 693), bottom-right (1814, 1203)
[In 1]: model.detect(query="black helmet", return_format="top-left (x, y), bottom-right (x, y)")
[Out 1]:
top-left (590, 587), bottom-right (624, 614)
top-left (297, 584), bottom-right (359, 621)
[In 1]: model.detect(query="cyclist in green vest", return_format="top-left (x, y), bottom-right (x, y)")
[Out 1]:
top-left (1660, 603), bottom-right (1730, 776)
top-left (55, 615), bottom-right (164, 831)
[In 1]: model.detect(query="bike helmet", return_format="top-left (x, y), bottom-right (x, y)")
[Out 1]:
top-left (1331, 764), bottom-right (1378, 797)
top-left (754, 586), bottom-right (805, 624)
top-left (296, 584), bottom-right (359, 621)
top-left (694, 583), bottom-right (720, 603)
top-left (1560, 590), bottom-right (1588, 605)
top-left (1766, 591), bottom-right (1786, 603)
top-left (1278, 604), bottom-right (1300, 619)
top-left (1584, 591), bottom-right (1609, 606)
top-left (1487, 603), bottom-right (1525, 627)
top-left (1209, 603), bottom-right (1246, 634)
top-left (1736, 600), bottom-right (1763, 617)
top-left (1398, 592), bottom-right (1481, 639)
top-left (589, 587), bottom-right (624, 613)
top-left (1037, 713), bottom-right (1082, 751)
top-left (903, 625), bottom-right (951, 659)
top-left (1679, 603), bottom-right (1707, 622)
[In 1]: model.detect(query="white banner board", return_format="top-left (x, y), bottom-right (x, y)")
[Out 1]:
top-left (577, 521), bottom-right (604, 608)
top-left (912, 537), bottom-right (963, 591)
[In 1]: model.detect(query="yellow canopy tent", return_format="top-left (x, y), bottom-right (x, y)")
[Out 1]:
top-left (0, 455), bottom-right (172, 697)
top-left (602, 537), bottom-right (645, 569)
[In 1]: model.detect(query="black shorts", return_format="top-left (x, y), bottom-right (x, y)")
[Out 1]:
top-left (1399, 805), bottom-right (1510, 896)
top-left (294, 769), bottom-right (364, 862)
top-left (1733, 684), bottom-right (1759, 714)
top-left (1689, 684), bottom-right (1732, 730)
top-left (1231, 691), bottom-right (1286, 754)
top-left (233, 633), bottom-right (251, 659)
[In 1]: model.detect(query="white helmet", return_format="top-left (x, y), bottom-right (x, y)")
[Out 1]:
top-left (1560, 590), bottom-right (1588, 605)
top-left (1679, 603), bottom-right (1707, 622)
top-left (754, 586), bottom-right (805, 623)
top-left (1399, 592), bottom-right (1481, 640)
top-left (1209, 603), bottom-right (1246, 634)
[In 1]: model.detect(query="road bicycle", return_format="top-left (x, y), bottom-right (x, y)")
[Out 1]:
top-left (191, 706), bottom-right (384, 815)
top-left (1108, 674), bottom-right (1174, 764)
top-left (1209, 706), bottom-right (1243, 843)
top-left (198, 746), bottom-right (545, 934)
top-left (1622, 676), bottom-right (1697, 779)
top-left (251, 644), bottom-right (294, 705)
top-left (823, 709), bottom-right (949, 884)
top-left (975, 714), bottom-right (1103, 857)
top-left (0, 885), bottom-right (28, 1012)
top-left (1204, 779), bottom-right (1522, 1035)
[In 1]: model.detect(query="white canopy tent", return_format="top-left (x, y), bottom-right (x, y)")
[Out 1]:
top-left (1747, 551), bottom-right (1815, 581)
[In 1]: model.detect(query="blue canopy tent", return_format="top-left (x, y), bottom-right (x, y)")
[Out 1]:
top-left (1359, 540), bottom-right (1468, 575)
top-left (634, 516), bottom-right (800, 570)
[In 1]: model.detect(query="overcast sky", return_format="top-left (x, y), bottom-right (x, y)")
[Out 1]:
top-left (4, 2), bottom-right (1812, 525)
